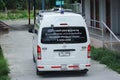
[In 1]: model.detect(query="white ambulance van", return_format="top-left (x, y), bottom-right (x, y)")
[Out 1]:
top-left (29, 10), bottom-right (91, 75)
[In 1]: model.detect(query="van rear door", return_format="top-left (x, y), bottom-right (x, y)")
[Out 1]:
top-left (40, 27), bottom-right (89, 65)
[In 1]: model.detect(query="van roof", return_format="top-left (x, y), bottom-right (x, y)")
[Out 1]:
top-left (40, 11), bottom-right (82, 17)
top-left (39, 11), bottom-right (86, 27)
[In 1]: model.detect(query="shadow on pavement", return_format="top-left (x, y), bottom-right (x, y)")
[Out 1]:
top-left (39, 71), bottom-right (88, 78)
top-left (9, 24), bottom-right (34, 31)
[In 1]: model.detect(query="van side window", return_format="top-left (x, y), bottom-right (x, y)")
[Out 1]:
top-left (41, 27), bottom-right (87, 44)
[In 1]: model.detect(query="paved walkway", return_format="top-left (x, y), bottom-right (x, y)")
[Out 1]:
top-left (0, 20), bottom-right (120, 80)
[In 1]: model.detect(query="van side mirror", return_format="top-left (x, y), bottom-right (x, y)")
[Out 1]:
top-left (28, 28), bottom-right (34, 33)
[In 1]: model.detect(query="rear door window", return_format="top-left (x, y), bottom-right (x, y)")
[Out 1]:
top-left (41, 27), bottom-right (87, 44)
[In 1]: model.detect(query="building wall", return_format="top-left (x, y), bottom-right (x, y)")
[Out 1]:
top-left (111, 0), bottom-right (120, 34)
top-left (84, 0), bottom-right (120, 34)
top-left (84, 0), bottom-right (90, 25)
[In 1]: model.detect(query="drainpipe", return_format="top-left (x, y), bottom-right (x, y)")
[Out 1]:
top-left (42, 0), bottom-right (45, 12)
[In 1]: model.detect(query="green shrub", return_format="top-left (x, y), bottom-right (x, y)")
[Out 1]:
top-left (0, 47), bottom-right (10, 80)
top-left (91, 47), bottom-right (120, 73)
top-left (0, 59), bottom-right (9, 76)
top-left (0, 76), bottom-right (10, 80)
top-left (0, 47), bottom-right (3, 57)
top-left (0, 10), bottom-right (34, 20)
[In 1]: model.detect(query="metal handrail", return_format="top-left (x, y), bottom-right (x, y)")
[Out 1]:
top-left (86, 19), bottom-right (120, 49)
top-left (101, 21), bottom-right (120, 42)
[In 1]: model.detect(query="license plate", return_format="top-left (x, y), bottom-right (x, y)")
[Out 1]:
top-left (61, 64), bottom-right (67, 70)
top-left (59, 51), bottom-right (70, 57)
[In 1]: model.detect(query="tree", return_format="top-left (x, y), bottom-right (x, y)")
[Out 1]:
top-left (64, 0), bottom-right (71, 8)
top-left (0, 0), bottom-right (70, 10)
top-left (45, 0), bottom-right (50, 9)
top-left (0, 0), bottom-right (6, 10)
top-left (16, 0), bottom-right (28, 10)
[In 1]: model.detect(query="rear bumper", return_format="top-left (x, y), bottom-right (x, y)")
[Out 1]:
top-left (37, 64), bottom-right (91, 71)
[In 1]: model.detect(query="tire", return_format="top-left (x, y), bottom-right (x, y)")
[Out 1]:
top-left (36, 68), bottom-right (44, 75)
top-left (81, 69), bottom-right (88, 74)
top-left (32, 47), bottom-right (36, 63)
top-left (33, 54), bottom-right (35, 63)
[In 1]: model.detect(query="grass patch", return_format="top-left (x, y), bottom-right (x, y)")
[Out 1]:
top-left (91, 47), bottom-right (120, 73)
top-left (0, 46), bottom-right (10, 80)
top-left (0, 10), bottom-right (34, 20)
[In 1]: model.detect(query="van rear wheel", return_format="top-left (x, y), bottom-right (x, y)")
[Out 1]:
top-left (81, 69), bottom-right (88, 74)
top-left (36, 68), bottom-right (44, 75)
top-left (33, 54), bottom-right (35, 63)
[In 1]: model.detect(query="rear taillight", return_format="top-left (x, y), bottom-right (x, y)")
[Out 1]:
top-left (87, 44), bottom-right (91, 58)
top-left (37, 45), bottom-right (41, 60)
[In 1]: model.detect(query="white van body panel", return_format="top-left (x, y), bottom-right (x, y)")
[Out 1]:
top-left (33, 12), bottom-right (91, 72)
